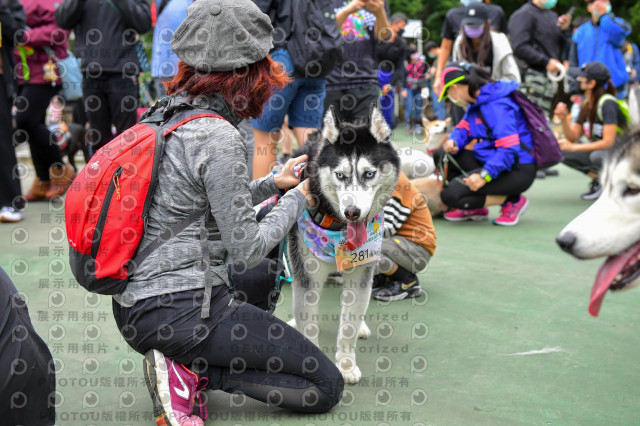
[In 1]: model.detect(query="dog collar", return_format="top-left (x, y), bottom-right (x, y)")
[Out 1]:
top-left (307, 207), bottom-right (346, 231)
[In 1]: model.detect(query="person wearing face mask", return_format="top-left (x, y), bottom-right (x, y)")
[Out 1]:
top-left (571, 0), bottom-right (631, 100)
top-left (438, 62), bottom-right (537, 226)
top-left (452, 3), bottom-right (520, 83)
top-left (433, 0), bottom-right (507, 101)
top-left (403, 47), bottom-right (427, 133)
top-left (509, 0), bottom-right (572, 116)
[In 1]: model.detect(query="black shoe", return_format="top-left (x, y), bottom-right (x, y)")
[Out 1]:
top-left (581, 179), bottom-right (602, 200)
top-left (535, 170), bottom-right (546, 179)
top-left (372, 275), bottom-right (421, 301)
top-left (544, 168), bottom-right (559, 177)
top-left (372, 274), bottom-right (387, 289)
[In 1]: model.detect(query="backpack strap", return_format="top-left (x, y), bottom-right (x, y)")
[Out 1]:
top-left (131, 111), bottom-right (231, 318)
top-left (597, 93), bottom-right (618, 123)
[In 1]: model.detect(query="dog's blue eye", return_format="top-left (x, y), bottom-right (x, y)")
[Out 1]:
top-left (364, 171), bottom-right (376, 179)
top-left (335, 172), bottom-right (345, 180)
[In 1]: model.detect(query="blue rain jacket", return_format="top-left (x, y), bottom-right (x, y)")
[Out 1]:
top-left (573, 14), bottom-right (631, 89)
top-left (450, 80), bottom-right (534, 179)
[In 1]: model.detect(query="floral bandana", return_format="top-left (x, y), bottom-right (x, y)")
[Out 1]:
top-left (297, 210), bottom-right (384, 268)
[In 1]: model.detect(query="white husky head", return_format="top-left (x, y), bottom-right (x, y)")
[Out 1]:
top-left (557, 132), bottom-right (640, 316)
top-left (306, 105), bottom-right (400, 223)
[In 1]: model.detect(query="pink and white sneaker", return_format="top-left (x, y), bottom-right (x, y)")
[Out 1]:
top-left (443, 208), bottom-right (489, 222)
top-left (143, 349), bottom-right (208, 426)
top-left (493, 195), bottom-right (529, 226)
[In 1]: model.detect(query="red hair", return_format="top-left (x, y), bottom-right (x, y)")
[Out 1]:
top-left (165, 56), bottom-right (291, 119)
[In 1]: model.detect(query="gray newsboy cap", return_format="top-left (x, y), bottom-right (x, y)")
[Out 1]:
top-left (171, 0), bottom-right (274, 72)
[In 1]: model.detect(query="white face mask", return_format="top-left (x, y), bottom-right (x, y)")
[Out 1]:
top-left (448, 87), bottom-right (469, 108)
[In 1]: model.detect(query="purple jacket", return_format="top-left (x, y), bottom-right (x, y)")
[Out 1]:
top-left (14, 0), bottom-right (69, 86)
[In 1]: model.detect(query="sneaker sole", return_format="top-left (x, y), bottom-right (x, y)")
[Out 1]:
top-left (443, 215), bottom-right (488, 222)
top-left (492, 198), bottom-right (529, 226)
top-left (0, 216), bottom-right (22, 223)
top-left (144, 349), bottom-right (176, 426)
top-left (581, 191), bottom-right (602, 200)
top-left (373, 288), bottom-right (422, 301)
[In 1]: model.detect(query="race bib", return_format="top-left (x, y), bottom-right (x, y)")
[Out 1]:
top-left (334, 214), bottom-right (383, 271)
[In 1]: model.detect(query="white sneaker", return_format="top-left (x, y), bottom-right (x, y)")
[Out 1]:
top-left (0, 206), bottom-right (23, 223)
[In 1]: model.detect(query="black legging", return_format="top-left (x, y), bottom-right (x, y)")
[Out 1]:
top-left (440, 150), bottom-right (537, 209)
top-left (113, 259), bottom-right (344, 414)
top-left (14, 84), bottom-right (62, 182)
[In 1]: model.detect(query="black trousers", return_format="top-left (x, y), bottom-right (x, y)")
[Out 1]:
top-left (113, 260), bottom-right (344, 414)
top-left (324, 84), bottom-right (379, 123)
top-left (14, 84), bottom-right (62, 181)
top-left (0, 267), bottom-right (56, 425)
top-left (440, 150), bottom-right (537, 209)
top-left (0, 76), bottom-right (22, 208)
top-left (83, 73), bottom-right (139, 157)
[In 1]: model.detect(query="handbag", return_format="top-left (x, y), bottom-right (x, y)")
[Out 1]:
top-left (43, 46), bottom-right (83, 101)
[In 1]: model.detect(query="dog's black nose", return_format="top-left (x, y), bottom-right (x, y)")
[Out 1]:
top-left (556, 232), bottom-right (577, 253)
top-left (344, 206), bottom-right (361, 220)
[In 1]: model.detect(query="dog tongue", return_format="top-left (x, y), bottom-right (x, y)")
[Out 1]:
top-left (589, 241), bottom-right (640, 317)
top-left (346, 221), bottom-right (367, 250)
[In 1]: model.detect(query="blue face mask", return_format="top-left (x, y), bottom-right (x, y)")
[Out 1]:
top-left (542, 0), bottom-right (558, 9)
top-left (460, 0), bottom-right (481, 7)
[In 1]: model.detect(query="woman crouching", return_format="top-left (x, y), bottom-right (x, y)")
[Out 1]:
top-left (438, 62), bottom-right (536, 226)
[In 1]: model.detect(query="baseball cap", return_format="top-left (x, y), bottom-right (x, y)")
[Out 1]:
top-left (461, 3), bottom-right (489, 27)
top-left (438, 61), bottom-right (470, 102)
top-left (569, 61), bottom-right (611, 85)
top-left (171, 0), bottom-right (274, 73)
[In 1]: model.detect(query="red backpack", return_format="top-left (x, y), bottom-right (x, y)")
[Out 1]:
top-left (65, 109), bottom-right (228, 294)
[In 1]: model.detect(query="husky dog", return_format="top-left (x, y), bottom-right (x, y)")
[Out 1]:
top-left (287, 104), bottom-right (400, 384)
top-left (556, 129), bottom-right (640, 316)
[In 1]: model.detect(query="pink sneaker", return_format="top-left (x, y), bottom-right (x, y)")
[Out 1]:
top-left (143, 349), bottom-right (208, 426)
top-left (443, 208), bottom-right (489, 222)
top-left (493, 196), bottom-right (529, 226)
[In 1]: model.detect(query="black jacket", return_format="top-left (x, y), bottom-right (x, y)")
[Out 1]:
top-left (253, 0), bottom-right (292, 51)
top-left (0, 0), bottom-right (26, 98)
top-left (376, 35), bottom-right (408, 86)
top-left (508, 1), bottom-right (570, 72)
top-left (55, 0), bottom-right (151, 76)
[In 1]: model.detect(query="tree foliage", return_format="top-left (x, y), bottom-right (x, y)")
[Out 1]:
top-left (389, 0), bottom-right (638, 45)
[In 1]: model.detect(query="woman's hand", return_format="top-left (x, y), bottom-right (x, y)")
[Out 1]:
top-left (296, 179), bottom-right (317, 208)
top-left (463, 173), bottom-right (486, 192)
top-left (274, 155), bottom-right (308, 190)
top-left (554, 102), bottom-right (569, 121)
top-left (558, 138), bottom-right (575, 152)
top-left (443, 139), bottom-right (459, 154)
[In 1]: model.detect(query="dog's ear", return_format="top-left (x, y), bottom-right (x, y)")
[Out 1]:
top-left (368, 104), bottom-right (391, 142)
top-left (322, 106), bottom-right (340, 145)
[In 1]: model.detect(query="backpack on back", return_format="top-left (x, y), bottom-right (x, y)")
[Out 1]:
top-left (65, 110), bottom-right (227, 295)
top-left (597, 93), bottom-right (632, 134)
top-left (510, 91), bottom-right (562, 169)
top-left (476, 91), bottom-right (562, 169)
top-left (286, 0), bottom-right (344, 78)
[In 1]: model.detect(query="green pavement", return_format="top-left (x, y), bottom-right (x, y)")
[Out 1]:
top-left (2, 131), bottom-right (639, 426)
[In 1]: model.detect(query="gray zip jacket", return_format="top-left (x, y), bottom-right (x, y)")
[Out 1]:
top-left (114, 95), bottom-right (308, 312)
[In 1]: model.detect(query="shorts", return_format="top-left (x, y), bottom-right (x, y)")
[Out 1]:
top-left (252, 48), bottom-right (327, 131)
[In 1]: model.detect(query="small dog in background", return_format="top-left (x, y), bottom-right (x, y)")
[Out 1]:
top-left (397, 118), bottom-right (450, 217)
